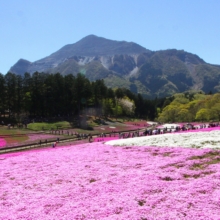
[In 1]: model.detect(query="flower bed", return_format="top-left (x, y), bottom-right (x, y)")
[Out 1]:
top-left (0, 138), bottom-right (6, 147)
top-left (1, 134), bottom-right (61, 149)
top-left (1, 128), bottom-right (220, 219)
top-left (27, 134), bottom-right (59, 142)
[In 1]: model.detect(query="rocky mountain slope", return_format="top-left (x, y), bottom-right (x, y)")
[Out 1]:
top-left (9, 35), bottom-right (220, 98)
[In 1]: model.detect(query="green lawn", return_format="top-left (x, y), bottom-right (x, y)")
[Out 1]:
top-left (0, 127), bottom-right (29, 135)
top-left (27, 121), bottom-right (71, 131)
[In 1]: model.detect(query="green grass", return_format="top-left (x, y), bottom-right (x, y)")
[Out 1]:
top-left (27, 121), bottom-right (71, 131)
top-left (0, 127), bottom-right (30, 135)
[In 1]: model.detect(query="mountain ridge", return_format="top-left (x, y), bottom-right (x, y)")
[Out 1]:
top-left (9, 35), bottom-right (220, 98)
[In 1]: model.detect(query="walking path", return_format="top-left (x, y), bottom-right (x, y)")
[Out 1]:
top-left (0, 125), bottom-right (154, 154)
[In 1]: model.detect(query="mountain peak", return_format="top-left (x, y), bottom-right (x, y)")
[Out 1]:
top-left (9, 59), bottom-right (31, 75)
top-left (81, 34), bottom-right (100, 39)
top-left (55, 35), bottom-right (149, 58)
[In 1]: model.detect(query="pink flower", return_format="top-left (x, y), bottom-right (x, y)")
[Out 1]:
top-left (1, 128), bottom-right (220, 219)
top-left (0, 138), bottom-right (6, 147)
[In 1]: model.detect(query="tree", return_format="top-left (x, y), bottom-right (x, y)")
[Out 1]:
top-left (63, 74), bottom-right (76, 115)
top-left (178, 107), bottom-right (190, 122)
top-left (210, 103), bottom-right (220, 121)
top-left (118, 97), bottom-right (135, 116)
top-left (158, 104), bottom-right (179, 122)
top-left (115, 88), bottom-right (124, 99)
top-left (50, 73), bottom-right (65, 116)
top-left (195, 108), bottom-right (210, 121)
top-left (0, 73), bottom-right (6, 116)
top-left (135, 94), bottom-right (144, 118)
top-left (172, 93), bottom-right (189, 105)
top-left (31, 72), bottom-right (47, 116)
top-left (4, 72), bottom-right (17, 118)
top-left (73, 73), bottom-right (92, 114)
top-left (112, 104), bottom-right (123, 120)
top-left (206, 93), bottom-right (220, 110)
top-left (102, 98), bottom-right (114, 118)
top-left (91, 79), bottom-right (107, 107)
top-left (15, 74), bottom-right (23, 120)
top-left (185, 100), bottom-right (201, 122)
top-left (22, 73), bottom-right (33, 115)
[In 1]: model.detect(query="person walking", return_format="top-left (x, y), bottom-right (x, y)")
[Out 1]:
top-left (52, 141), bottom-right (57, 148)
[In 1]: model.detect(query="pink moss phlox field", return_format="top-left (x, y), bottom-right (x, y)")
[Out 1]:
top-left (0, 138), bottom-right (6, 147)
top-left (1, 139), bottom-right (220, 219)
top-left (94, 137), bottom-right (119, 142)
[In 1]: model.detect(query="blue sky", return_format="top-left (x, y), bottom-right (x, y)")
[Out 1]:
top-left (1, 0), bottom-right (220, 74)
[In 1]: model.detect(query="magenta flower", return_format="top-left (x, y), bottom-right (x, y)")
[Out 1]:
top-left (0, 138), bottom-right (6, 147)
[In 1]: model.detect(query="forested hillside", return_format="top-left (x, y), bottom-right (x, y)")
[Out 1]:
top-left (158, 91), bottom-right (220, 122)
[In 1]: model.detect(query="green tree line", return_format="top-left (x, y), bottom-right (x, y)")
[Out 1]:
top-left (0, 72), bottom-right (159, 123)
top-left (157, 91), bottom-right (220, 122)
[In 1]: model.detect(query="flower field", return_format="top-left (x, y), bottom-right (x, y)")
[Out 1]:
top-left (1, 128), bottom-right (220, 219)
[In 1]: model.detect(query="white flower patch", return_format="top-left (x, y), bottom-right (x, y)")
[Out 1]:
top-left (105, 130), bottom-right (220, 149)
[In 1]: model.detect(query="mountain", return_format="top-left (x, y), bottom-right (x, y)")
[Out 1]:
top-left (10, 59), bottom-right (31, 76)
top-left (9, 35), bottom-right (220, 98)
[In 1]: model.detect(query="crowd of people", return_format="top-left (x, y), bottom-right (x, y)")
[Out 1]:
top-left (95, 122), bottom-right (220, 141)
